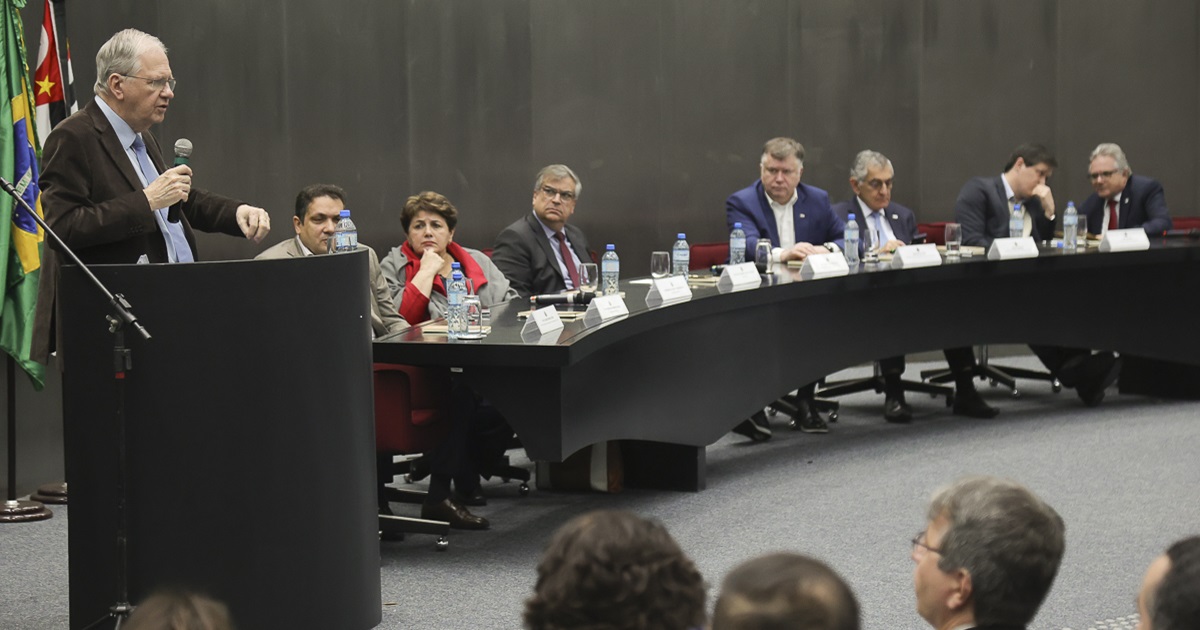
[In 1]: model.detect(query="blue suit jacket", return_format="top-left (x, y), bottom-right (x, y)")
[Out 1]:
top-left (726, 180), bottom-right (845, 252)
top-left (955, 175), bottom-right (1054, 248)
top-left (832, 200), bottom-right (918, 253)
top-left (1079, 174), bottom-right (1171, 236)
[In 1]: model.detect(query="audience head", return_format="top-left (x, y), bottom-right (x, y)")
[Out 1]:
top-left (760, 137), bottom-right (805, 205)
top-left (912, 475), bottom-right (1065, 630)
top-left (848, 150), bottom-right (895, 212)
top-left (523, 510), bottom-right (706, 630)
top-left (1138, 536), bottom-right (1200, 630)
top-left (1088, 142), bottom-right (1132, 199)
top-left (532, 164), bottom-right (581, 232)
top-left (712, 552), bottom-right (860, 630)
top-left (124, 590), bottom-right (234, 630)
top-left (401, 191), bottom-right (458, 257)
top-left (292, 183), bottom-right (347, 254)
top-left (94, 29), bottom-right (174, 132)
top-left (1002, 143), bottom-right (1057, 199)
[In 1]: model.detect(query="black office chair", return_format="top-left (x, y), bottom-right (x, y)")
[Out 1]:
top-left (919, 346), bottom-right (1062, 399)
top-left (819, 361), bottom-right (955, 406)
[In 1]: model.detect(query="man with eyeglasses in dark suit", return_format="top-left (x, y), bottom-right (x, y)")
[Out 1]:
top-left (492, 164), bottom-right (593, 299)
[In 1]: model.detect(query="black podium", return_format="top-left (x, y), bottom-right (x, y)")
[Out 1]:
top-left (60, 252), bottom-right (381, 630)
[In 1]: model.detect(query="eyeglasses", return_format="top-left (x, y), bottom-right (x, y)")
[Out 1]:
top-left (121, 74), bottom-right (177, 92)
top-left (864, 178), bottom-right (894, 191)
top-left (541, 185), bottom-right (576, 202)
top-left (1088, 169), bottom-right (1118, 181)
top-left (911, 531), bottom-right (942, 556)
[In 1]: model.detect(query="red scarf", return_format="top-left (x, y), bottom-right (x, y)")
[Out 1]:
top-left (399, 240), bottom-right (490, 297)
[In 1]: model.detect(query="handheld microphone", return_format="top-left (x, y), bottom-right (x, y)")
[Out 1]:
top-left (168, 138), bottom-right (193, 223)
top-left (531, 291), bottom-right (595, 306)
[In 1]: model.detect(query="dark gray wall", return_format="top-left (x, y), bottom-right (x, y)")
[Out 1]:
top-left (19, 0), bottom-right (1200, 277)
top-left (8, 0), bottom-right (1199, 493)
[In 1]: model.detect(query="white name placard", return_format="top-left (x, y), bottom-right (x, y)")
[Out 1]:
top-left (645, 275), bottom-right (693, 308)
top-left (799, 252), bottom-right (850, 280)
top-left (583, 294), bottom-right (629, 327)
top-left (1100, 228), bottom-right (1150, 253)
top-left (890, 243), bottom-right (943, 270)
top-left (520, 304), bottom-right (564, 336)
top-left (717, 262), bottom-right (762, 292)
top-left (986, 237), bottom-right (1040, 260)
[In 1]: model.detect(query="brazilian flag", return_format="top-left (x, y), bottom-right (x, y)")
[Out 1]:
top-left (1, 0), bottom-right (46, 389)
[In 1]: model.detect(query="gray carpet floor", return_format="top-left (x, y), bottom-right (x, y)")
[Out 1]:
top-left (3, 355), bottom-right (1198, 630)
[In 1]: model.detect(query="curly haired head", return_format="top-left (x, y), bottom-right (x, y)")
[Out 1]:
top-left (400, 191), bottom-right (459, 232)
top-left (524, 510), bottom-right (707, 630)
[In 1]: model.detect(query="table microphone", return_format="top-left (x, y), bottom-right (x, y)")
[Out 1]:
top-left (168, 138), bottom-right (193, 223)
top-left (531, 291), bottom-right (595, 306)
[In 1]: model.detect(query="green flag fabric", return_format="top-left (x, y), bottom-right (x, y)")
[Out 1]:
top-left (2, 0), bottom-right (47, 389)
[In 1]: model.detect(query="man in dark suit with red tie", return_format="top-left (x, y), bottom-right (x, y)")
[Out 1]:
top-left (1079, 143), bottom-right (1172, 237)
top-left (492, 164), bottom-right (593, 300)
top-left (833, 151), bottom-right (992, 422)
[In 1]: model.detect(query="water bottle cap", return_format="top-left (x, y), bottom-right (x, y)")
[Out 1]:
top-left (339, 209), bottom-right (350, 217)
top-left (1067, 201), bottom-right (1076, 207)
top-left (451, 271), bottom-right (463, 280)
top-left (1014, 202), bottom-right (1022, 210)
top-left (451, 261), bottom-right (461, 269)
top-left (606, 244), bottom-right (615, 250)
top-left (677, 233), bottom-right (686, 239)
top-left (848, 213), bottom-right (856, 220)
top-left (733, 222), bottom-right (742, 229)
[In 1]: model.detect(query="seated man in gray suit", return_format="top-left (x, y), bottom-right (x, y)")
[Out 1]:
top-left (492, 164), bottom-right (593, 299)
top-left (912, 476), bottom-right (1065, 630)
top-left (256, 183), bottom-right (408, 338)
top-left (257, 184), bottom-right (489, 530)
top-left (833, 151), bottom-right (991, 422)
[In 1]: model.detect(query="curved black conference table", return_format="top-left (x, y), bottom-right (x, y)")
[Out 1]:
top-left (375, 239), bottom-right (1200, 490)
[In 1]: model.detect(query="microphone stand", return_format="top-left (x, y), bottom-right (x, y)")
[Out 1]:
top-left (0, 176), bottom-right (151, 630)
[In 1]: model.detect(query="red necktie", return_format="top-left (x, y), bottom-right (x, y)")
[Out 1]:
top-left (1107, 199), bottom-right (1119, 231)
top-left (555, 232), bottom-right (581, 289)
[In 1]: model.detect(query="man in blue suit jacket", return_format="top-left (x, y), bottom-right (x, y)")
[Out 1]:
top-left (1080, 143), bottom-right (1172, 237)
top-left (832, 151), bottom-right (995, 422)
top-left (724, 138), bottom-right (845, 439)
top-left (956, 143), bottom-right (1058, 248)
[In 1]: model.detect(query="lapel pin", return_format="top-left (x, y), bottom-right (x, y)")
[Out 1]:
top-left (799, 213), bottom-right (807, 219)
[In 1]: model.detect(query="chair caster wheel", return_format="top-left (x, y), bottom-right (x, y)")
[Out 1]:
top-left (1051, 379), bottom-right (1062, 393)
top-left (403, 474), bottom-right (414, 484)
top-left (766, 407), bottom-right (777, 417)
top-left (828, 411), bottom-right (839, 422)
top-left (519, 483), bottom-right (530, 496)
top-left (1011, 389), bottom-right (1022, 399)
top-left (435, 537), bottom-right (449, 551)
top-left (988, 379), bottom-right (998, 387)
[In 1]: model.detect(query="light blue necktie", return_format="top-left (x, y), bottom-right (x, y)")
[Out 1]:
top-left (131, 135), bottom-right (193, 263)
top-left (872, 212), bottom-right (886, 249)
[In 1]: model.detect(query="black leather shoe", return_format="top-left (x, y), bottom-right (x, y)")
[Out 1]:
top-left (421, 498), bottom-right (490, 530)
top-left (953, 389), bottom-right (999, 419)
top-left (732, 410), bottom-right (772, 442)
top-left (789, 399), bottom-right (829, 434)
top-left (883, 398), bottom-right (913, 424)
top-left (1076, 352), bottom-right (1121, 407)
top-left (452, 486), bottom-right (487, 507)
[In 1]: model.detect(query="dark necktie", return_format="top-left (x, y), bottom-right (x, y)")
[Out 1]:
top-left (1107, 199), bottom-right (1119, 231)
top-left (555, 232), bottom-right (580, 289)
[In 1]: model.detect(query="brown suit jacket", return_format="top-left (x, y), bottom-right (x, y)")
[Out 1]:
top-left (32, 99), bottom-right (245, 364)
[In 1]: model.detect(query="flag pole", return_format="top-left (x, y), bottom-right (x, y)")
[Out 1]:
top-left (1, 355), bottom-right (52, 522)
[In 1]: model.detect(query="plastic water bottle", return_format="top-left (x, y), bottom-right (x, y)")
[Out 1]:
top-left (844, 214), bottom-right (860, 265)
top-left (672, 233), bottom-right (690, 277)
top-left (1010, 202), bottom-right (1024, 238)
top-left (600, 244), bottom-right (620, 295)
top-left (330, 209), bottom-right (358, 252)
top-left (1063, 201), bottom-right (1078, 251)
top-left (729, 223), bottom-right (746, 264)
top-left (446, 270), bottom-right (467, 340)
